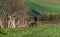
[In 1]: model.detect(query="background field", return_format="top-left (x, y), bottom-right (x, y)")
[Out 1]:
top-left (23, 0), bottom-right (60, 14)
top-left (22, 0), bottom-right (60, 21)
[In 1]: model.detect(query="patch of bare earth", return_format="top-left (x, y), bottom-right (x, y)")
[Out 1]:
top-left (46, 0), bottom-right (60, 3)
top-left (41, 21), bottom-right (60, 24)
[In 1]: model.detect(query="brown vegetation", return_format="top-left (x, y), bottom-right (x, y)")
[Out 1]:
top-left (40, 12), bottom-right (60, 21)
top-left (0, 0), bottom-right (30, 28)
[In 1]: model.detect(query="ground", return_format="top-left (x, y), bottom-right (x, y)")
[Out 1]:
top-left (0, 24), bottom-right (60, 37)
top-left (46, 0), bottom-right (60, 2)
top-left (41, 21), bottom-right (60, 24)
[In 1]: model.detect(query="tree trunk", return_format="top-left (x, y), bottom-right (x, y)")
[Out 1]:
top-left (8, 17), bottom-right (15, 28)
top-left (0, 18), bottom-right (4, 28)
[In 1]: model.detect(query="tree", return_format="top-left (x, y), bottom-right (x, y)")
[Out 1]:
top-left (0, 0), bottom-right (29, 28)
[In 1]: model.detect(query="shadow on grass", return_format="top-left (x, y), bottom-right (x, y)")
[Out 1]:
top-left (0, 30), bottom-right (7, 35)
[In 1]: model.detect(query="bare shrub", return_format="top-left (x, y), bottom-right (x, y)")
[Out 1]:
top-left (0, 0), bottom-right (29, 28)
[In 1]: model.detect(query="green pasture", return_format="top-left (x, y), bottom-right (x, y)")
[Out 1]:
top-left (23, 0), bottom-right (60, 13)
top-left (0, 24), bottom-right (60, 37)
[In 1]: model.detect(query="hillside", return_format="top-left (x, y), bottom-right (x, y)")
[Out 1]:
top-left (23, 0), bottom-right (60, 14)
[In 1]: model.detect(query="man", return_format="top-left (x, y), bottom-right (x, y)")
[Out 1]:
top-left (29, 15), bottom-right (40, 27)
top-left (34, 15), bottom-right (39, 23)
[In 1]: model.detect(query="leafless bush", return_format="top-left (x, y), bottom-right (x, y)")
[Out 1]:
top-left (0, 0), bottom-right (29, 28)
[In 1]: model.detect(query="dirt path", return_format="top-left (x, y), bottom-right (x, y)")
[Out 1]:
top-left (45, 0), bottom-right (60, 2)
top-left (41, 21), bottom-right (60, 24)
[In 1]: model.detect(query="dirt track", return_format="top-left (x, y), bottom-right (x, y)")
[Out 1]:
top-left (41, 21), bottom-right (60, 24)
top-left (46, 0), bottom-right (60, 2)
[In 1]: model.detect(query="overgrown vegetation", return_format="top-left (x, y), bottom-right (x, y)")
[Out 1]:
top-left (40, 12), bottom-right (60, 21)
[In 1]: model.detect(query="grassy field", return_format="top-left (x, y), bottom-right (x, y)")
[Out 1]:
top-left (23, 0), bottom-right (60, 14)
top-left (0, 24), bottom-right (60, 37)
top-left (0, 0), bottom-right (60, 37)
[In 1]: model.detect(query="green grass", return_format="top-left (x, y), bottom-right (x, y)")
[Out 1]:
top-left (23, 0), bottom-right (60, 14)
top-left (0, 0), bottom-right (60, 37)
top-left (0, 24), bottom-right (60, 37)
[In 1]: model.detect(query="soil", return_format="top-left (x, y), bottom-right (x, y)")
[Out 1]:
top-left (45, 0), bottom-right (60, 2)
top-left (41, 21), bottom-right (60, 24)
